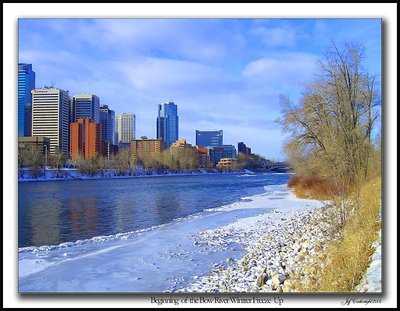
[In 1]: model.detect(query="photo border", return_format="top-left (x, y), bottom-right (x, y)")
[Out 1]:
top-left (4, 2), bottom-right (397, 308)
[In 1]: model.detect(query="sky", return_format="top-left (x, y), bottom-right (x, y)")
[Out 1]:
top-left (18, 18), bottom-right (382, 160)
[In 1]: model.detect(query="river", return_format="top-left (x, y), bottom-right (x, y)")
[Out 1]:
top-left (18, 172), bottom-right (290, 248)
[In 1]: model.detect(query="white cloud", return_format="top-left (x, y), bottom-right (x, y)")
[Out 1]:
top-left (114, 57), bottom-right (240, 96)
top-left (251, 26), bottom-right (296, 47)
top-left (242, 52), bottom-right (318, 94)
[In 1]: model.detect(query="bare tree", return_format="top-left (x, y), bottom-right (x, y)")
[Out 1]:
top-left (20, 146), bottom-right (44, 178)
top-left (280, 42), bottom-right (380, 221)
top-left (113, 148), bottom-right (130, 175)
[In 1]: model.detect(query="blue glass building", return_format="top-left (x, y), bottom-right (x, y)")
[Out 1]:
top-left (71, 94), bottom-right (100, 123)
top-left (157, 102), bottom-right (179, 148)
top-left (196, 130), bottom-right (223, 147)
top-left (18, 63), bottom-right (35, 137)
top-left (208, 145), bottom-right (237, 165)
top-left (100, 104), bottom-right (116, 144)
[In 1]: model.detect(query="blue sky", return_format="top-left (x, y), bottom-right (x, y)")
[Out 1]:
top-left (19, 18), bottom-right (381, 160)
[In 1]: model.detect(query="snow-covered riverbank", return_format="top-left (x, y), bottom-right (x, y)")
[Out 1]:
top-left (18, 168), bottom-right (251, 183)
top-left (354, 231), bottom-right (382, 293)
top-left (184, 198), bottom-right (339, 292)
top-left (19, 183), bottom-right (326, 292)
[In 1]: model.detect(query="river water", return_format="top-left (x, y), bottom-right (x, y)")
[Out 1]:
top-left (18, 172), bottom-right (290, 248)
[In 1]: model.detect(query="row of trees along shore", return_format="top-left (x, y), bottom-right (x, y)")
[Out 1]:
top-left (280, 42), bottom-right (381, 292)
top-left (19, 145), bottom-right (268, 178)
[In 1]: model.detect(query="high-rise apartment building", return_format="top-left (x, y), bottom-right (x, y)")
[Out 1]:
top-left (71, 94), bottom-right (100, 123)
top-left (100, 104), bottom-right (115, 144)
top-left (130, 137), bottom-right (163, 162)
top-left (31, 88), bottom-right (70, 155)
top-left (70, 118), bottom-right (102, 160)
top-left (115, 113), bottom-right (135, 144)
top-left (18, 63), bottom-right (35, 137)
top-left (157, 102), bottom-right (179, 148)
top-left (196, 130), bottom-right (223, 147)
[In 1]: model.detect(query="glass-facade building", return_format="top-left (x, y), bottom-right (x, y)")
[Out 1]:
top-left (71, 94), bottom-right (100, 123)
top-left (208, 145), bottom-right (237, 165)
top-left (18, 63), bottom-right (35, 137)
top-left (196, 130), bottom-right (223, 147)
top-left (100, 105), bottom-right (116, 144)
top-left (157, 102), bottom-right (179, 148)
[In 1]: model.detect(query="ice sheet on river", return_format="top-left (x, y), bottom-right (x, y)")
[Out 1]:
top-left (18, 184), bottom-right (323, 292)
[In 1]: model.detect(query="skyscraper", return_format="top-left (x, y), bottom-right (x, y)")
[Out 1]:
top-left (100, 104), bottom-right (115, 144)
top-left (18, 63), bottom-right (35, 137)
top-left (115, 113), bottom-right (135, 144)
top-left (31, 88), bottom-right (70, 154)
top-left (71, 94), bottom-right (100, 123)
top-left (196, 130), bottom-right (223, 147)
top-left (157, 102), bottom-right (179, 148)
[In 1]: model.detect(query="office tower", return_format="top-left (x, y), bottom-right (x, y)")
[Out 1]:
top-left (102, 141), bottom-right (118, 160)
top-left (100, 104), bottom-right (115, 144)
top-left (18, 63), bottom-right (35, 136)
top-left (207, 145), bottom-right (237, 165)
top-left (71, 94), bottom-right (100, 123)
top-left (238, 142), bottom-right (252, 155)
top-left (115, 113), bottom-right (135, 144)
top-left (70, 118), bottom-right (102, 160)
top-left (157, 102), bottom-right (179, 148)
top-left (31, 88), bottom-right (70, 154)
top-left (195, 130), bottom-right (223, 147)
top-left (238, 142), bottom-right (247, 154)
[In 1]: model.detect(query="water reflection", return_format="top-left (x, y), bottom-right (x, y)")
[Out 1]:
top-left (69, 197), bottom-right (99, 241)
top-left (155, 191), bottom-right (181, 224)
top-left (18, 174), bottom-right (291, 247)
top-left (30, 198), bottom-right (62, 246)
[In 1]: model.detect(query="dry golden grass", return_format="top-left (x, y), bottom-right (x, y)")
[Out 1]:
top-left (298, 176), bottom-right (381, 292)
top-left (287, 176), bottom-right (332, 200)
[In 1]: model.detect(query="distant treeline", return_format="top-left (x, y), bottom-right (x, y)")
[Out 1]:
top-left (18, 147), bottom-right (269, 178)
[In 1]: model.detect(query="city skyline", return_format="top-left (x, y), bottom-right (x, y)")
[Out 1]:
top-left (18, 18), bottom-right (381, 160)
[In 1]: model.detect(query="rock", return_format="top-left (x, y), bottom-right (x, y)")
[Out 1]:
top-left (256, 273), bottom-right (267, 287)
top-left (256, 275), bottom-right (264, 287)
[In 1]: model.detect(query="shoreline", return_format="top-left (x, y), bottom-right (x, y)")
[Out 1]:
top-left (19, 182), bottom-right (378, 293)
top-left (183, 199), bottom-right (338, 293)
top-left (18, 168), bottom-right (257, 183)
top-left (19, 183), bottom-right (323, 292)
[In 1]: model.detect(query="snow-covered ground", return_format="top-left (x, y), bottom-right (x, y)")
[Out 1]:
top-left (18, 183), bottom-right (324, 293)
top-left (354, 231), bottom-right (382, 293)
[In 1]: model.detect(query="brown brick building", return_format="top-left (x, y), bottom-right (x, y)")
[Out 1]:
top-left (130, 137), bottom-right (163, 162)
top-left (196, 145), bottom-right (211, 168)
top-left (70, 118), bottom-right (102, 160)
